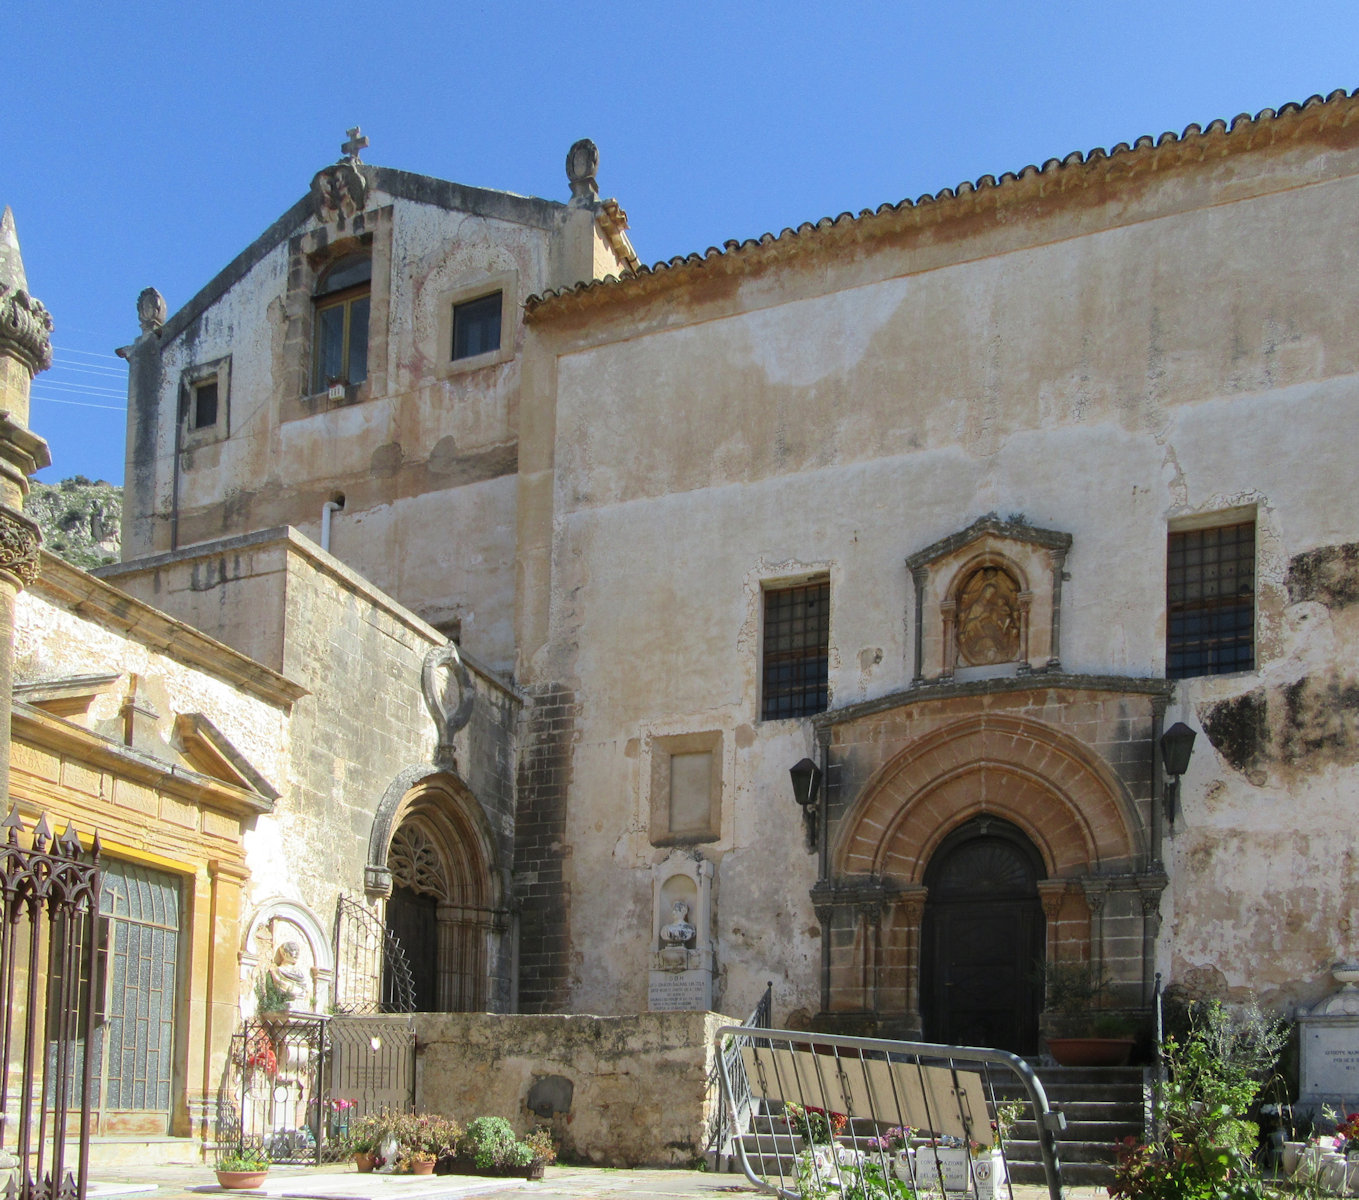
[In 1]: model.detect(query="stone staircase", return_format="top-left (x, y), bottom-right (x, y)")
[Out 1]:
top-left (718, 1065), bottom-right (1147, 1189)
top-left (999, 1065), bottom-right (1147, 1187)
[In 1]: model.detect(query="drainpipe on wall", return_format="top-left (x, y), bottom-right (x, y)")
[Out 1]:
top-left (321, 498), bottom-right (344, 552)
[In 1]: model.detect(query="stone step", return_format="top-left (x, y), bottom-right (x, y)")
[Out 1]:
top-left (1012, 1118), bottom-right (1140, 1143)
top-left (1011, 1159), bottom-right (1116, 1187)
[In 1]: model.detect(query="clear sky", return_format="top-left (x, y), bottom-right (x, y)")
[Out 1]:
top-left (6, 1), bottom-right (1358, 485)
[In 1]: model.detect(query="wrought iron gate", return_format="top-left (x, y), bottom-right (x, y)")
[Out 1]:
top-left (0, 809), bottom-right (102, 1200)
top-left (219, 1015), bottom-right (415, 1165)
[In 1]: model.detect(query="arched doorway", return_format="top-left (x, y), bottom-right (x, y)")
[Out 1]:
top-left (369, 772), bottom-right (500, 1013)
top-left (920, 818), bottom-right (1045, 1053)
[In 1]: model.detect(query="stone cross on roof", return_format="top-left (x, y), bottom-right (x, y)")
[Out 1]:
top-left (341, 127), bottom-right (369, 163)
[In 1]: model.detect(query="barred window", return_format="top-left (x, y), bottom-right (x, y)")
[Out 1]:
top-left (1167, 520), bottom-right (1255, 679)
top-left (762, 579), bottom-right (830, 720)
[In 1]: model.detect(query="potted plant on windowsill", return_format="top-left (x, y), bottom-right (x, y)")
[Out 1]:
top-left (215, 1145), bottom-right (270, 1189)
top-left (1040, 960), bottom-right (1138, 1067)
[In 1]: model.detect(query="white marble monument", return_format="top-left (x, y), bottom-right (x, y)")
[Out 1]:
top-left (648, 850), bottom-right (714, 1011)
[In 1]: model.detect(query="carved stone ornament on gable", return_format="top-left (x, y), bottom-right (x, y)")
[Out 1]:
top-left (310, 161), bottom-right (368, 227)
top-left (422, 642), bottom-right (474, 769)
top-left (566, 138), bottom-right (600, 204)
top-left (137, 287), bottom-right (166, 334)
top-left (905, 514), bottom-right (1073, 684)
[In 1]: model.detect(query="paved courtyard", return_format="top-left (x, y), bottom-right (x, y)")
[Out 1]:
top-left (85, 1161), bottom-right (1110, 1200)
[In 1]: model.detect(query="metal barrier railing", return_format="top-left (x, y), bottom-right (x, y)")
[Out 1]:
top-left (707, 981), bottom-right (774, 1161)
top-left (715, 1025), bottom-right (1066, 1200)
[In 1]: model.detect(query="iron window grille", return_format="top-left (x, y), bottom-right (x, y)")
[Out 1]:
top-left (1167, 520), bottom-right (1255, 678)
top-left (762, 579), bottom-right (830, 720)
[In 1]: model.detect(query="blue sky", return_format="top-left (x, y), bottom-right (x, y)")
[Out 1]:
top-left (7, 1), bottom-right (1359, 486)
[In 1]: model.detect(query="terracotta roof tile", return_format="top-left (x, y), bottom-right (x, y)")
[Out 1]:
top-left (525, 88), bottom-right (1355, 317)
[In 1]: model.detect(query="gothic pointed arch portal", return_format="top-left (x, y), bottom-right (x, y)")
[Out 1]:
top-left (370, 771), bottom-right (501, 1012)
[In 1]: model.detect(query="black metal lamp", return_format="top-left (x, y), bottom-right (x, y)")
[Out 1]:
top-left (790, 757), bottom-right (822, 853)
top-left (1159, 721), bottom-right (1197, 829)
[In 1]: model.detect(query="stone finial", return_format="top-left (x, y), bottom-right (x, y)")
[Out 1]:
top-left (0, 207), bottom-right (53, 376)
top-left (341, 126), bottom-right (370, 163)
top-left (137, 287), bottom-right (166, 334)
top-left (421, 642), bottom-right (474, 769)
top-left (566, 138), bottom-right (600, 204)
top-left (1, 207), bottom-right (29, 293)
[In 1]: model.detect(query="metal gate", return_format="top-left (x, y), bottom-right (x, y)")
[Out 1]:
top-left (0, 809), bottom-right (102, 1200)
top-left (219, 1015), bottom-right (415, 1165)
top-left (716, 1025), bottom-right (1067, 1200)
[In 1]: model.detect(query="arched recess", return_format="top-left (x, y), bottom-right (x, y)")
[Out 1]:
top-left (834, 713), bottom-right (1145, 882)
top-left (366, 766), bottom-right (502, 1012)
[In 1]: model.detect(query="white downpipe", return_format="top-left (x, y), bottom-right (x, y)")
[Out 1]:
top-left (321, 500), bottom-right (343, 552)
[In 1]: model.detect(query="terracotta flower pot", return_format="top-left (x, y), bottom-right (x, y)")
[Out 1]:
top-left (410, 1158), bottom-right (436, 1176)
top-left (215, 1169), bottom-right (269, 1189)
top-left (354, 1152), bottom-right (376, 1173)
top-left (1046, 1036), bottom-right (1135, 1067)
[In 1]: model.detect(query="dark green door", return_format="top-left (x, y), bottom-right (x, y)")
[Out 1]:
top-left (920, 820), bottom-right (1044, 1054)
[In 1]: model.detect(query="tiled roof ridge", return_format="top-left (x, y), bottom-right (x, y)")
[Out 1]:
top-left (525, 87), bottom-right (1356, 316)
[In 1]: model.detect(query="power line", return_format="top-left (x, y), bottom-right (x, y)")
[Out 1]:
top-left (32, 380), bottom-right (125, 397)
top-left (31, 396), bottom-right (125, 412)
top-left (51, 345), bottom-right (124, 361)
top-left (51, 360), bottom-right (126, 378)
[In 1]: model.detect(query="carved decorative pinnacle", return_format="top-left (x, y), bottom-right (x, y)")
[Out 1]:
top-left (566, 139), bottom-right (600, 204)
top-left (0, 208), bottom-right (53, 376)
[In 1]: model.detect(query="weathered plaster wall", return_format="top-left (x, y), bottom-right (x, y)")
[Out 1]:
top-left (123, 174), bottom-right (630, 674)
top-left (518, 123), bottom-right (1359, 1016)
top-left (413, 1010), bottom-right (729, 1166)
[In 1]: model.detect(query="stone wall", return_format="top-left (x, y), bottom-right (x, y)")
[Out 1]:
top-left (412, 1010), bottom-right (730, 1166)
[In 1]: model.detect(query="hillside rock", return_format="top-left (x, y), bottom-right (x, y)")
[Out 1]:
top-left (25, 476), bottom-right (122, 570)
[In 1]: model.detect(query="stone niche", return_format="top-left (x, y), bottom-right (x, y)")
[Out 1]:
top-left (905, 515), bottom-right (1073, 684)
top-left (240, 898), bottom-right (334, 1016)
top-left (647, 850), bottom-right (714, 1012)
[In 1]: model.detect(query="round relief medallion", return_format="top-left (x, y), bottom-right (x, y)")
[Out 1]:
top-left (956, 566), bottom-right (1021, 665)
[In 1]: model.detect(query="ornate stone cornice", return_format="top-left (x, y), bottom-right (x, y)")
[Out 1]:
top-left (0, 505), bottom-right (42, 587)
top-left (0, 283), bottom-right (53, 376)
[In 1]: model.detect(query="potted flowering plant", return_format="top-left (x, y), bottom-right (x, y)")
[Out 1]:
top-left (783, 1102), bottom-right (849, 1145)
top-left (215, 1144), bottom-right (270, 1189)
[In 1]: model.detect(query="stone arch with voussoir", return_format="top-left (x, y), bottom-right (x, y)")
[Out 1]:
top-left (824, 713), bottom-right (1151, 1037)
top-left (366, 766), bottom-right (504, 1012)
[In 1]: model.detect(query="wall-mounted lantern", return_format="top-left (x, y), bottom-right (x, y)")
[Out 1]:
top-left (1159, 721), bottom-right (1197, 829)
top-left (790, 757), bottom-right (822, 853)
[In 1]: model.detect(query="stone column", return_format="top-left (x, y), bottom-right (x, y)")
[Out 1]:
top-left (0, 208), bottom-right (53, 806)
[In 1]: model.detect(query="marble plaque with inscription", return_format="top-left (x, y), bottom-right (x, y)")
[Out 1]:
top-left (1301, 1019), bottom-right (1359, 1101)
top-left (648, 969), bottom-right (712, 1012)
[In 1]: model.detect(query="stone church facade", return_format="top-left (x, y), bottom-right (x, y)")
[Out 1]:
top-left (8, 89), bottom-right (1359, 1137)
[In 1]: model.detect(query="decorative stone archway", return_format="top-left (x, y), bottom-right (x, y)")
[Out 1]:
top-left (815, 703), bottom-right (1165, 1039)
top-left (365, 767), bottom-right (504, 1012)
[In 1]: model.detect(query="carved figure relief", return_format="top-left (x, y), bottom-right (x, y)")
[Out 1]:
top-left (956, 565), bottom-right (1022, 665)
top-left (309, 161), bottom-right (369, 227)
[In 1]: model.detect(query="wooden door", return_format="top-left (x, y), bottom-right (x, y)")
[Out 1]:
top-left (920, 822), bottom-right (1044, 1054)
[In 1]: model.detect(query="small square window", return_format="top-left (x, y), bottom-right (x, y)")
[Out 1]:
top-left (762, 579), bottom-right (830, 720)
top-left (452, 292), bottom-right (502, 361)
top-left (1167, 520), bottom-right (1256, 678)
top-left (191, 380), bottom-right (218, 430)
